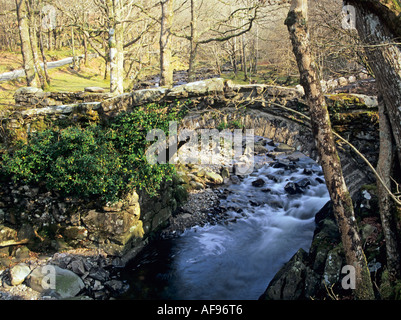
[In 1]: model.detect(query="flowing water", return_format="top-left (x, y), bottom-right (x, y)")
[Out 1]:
top-left (118, 143), bottom-right (330, 300)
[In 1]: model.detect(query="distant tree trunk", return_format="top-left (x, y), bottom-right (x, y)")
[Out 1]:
top-left (15, 0), bottom-right (38, 87)
top-left (232, 38), bottom-right (238, 76)
top-left (38, 3), bottom-right (50, 85)
top-left (254, 24), bottom-right (259, 73)
top-left (83, 33), bottom-right (88, 66)
top-left (285, 0), bottom-right (375, 300)
top-left (242, 32), bottom-right (248, 82)
top-left (48, 30), bottom-right (53, 51)
top-left (27, 0), bottom-right (47, 89)
top-left (160, 0), bottom-right (174, 87)
top-left (188, 0), bottom-right (197, 82)
top-left (108, 0), bottom-right (124, 94)
top-left (71, 26), bottom-right (77, 70)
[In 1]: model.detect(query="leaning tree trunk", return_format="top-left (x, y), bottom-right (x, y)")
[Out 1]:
top-left (160, 0), bottom-right (174, 87)
top-left (15, 0), bottom-right (38, 87)
top-left (285, 0), bottom-right (375, 300)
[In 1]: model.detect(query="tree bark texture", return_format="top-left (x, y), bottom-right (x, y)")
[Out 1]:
top-left (160, 0), bottom-right (174, 87)
top-left (345, 0), bottom-right (401, 280)
top-left (285, 0), bottom-right (375, 300)
top-left (27, 0), bottom-right (47, 89)
top-left (108, 0), bottom-right (124, 95)
top-left (346, 1), bottom-right (401, 165)
top-left (188, 0), bottom-right (198, 82)
top-left (377, 96), bottom-right (401, 280)
top-left (15, 0), bottom-right (38, 87)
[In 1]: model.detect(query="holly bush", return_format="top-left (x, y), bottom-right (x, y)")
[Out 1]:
top-left (1, 102), bottom-right (188, 204)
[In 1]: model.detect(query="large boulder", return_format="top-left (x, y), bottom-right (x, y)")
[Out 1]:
top-left (259, 249), bottom-right (310, 300)
top-left (26, 265), bottom-right (85, 299)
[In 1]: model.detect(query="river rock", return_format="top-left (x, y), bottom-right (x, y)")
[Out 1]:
top-left (274, 143), bottom-right (295, 153)
top-left (70, 259), bottom-right (86, 276)
top-left (338, 77), bottom-right (348, 87)
top-left (322, 247), bottom-right (344, 287)
top-left (104, 279), bottom-right (126, 294)
top-left (230, 175), bottom-right (240, 184)
top-left (10, 263), bottom-right (31, 286)
top-left (205, 172), bottom-right (223, 185)
top-left (273, 160), bottom-right (290, 169)
top-left (26, 265), bottom-right (85, 298)
top-left (295, 178), bottom-right (311, 189)
top-left (221, 167), bottom-right (230, 179)
top-left (284, 182), bottom-right (300, 195)
top-left (252, 178), bottom-right (265, 187)
top-left (254, 144), bottom-right (268, 155)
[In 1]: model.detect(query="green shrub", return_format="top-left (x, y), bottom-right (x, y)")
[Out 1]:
top-left (1, 102), bottom-right (188, 204)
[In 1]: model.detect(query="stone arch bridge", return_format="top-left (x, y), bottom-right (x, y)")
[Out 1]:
top-left (3, 78), bottom-right (379, 198)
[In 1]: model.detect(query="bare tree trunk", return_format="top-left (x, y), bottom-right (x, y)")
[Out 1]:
top-left (39, 3), bottom-right (50, 85)
top-left (242, 32), bottom-right (248, 82)
top-left (83, 33), bottom-right (88, 66)
top-left (160, 0), bottom-right (174, 87)
top-left (27, 0), bottom-right (47, 89)
top-left (15, 0), bottom-right (38, 87)
top-left (71, 26), bottom-right (77, 70)
top-left (108, 0), bottom-right (124, 94)
top-left (285, 0), bottom-right (375, 300)
top-left (188, 0), bottom-right (197, 82)
top-left (232, 38), bottom-right (238, 76)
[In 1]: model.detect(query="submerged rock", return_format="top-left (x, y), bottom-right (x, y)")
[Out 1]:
top-left (274, 143), bottom-right (295, 153)
top-left (252, 178), bottom-right (265, 187)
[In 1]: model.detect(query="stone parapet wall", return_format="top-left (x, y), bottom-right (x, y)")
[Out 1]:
top-left (13, 87), bottom-right (113, 109)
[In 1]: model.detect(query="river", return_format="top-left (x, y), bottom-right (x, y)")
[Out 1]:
top-left (117, 138), bottom-right (330, 300)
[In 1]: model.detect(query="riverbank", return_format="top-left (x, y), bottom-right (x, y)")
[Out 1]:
top-left (0, 133), bottom-right (387, 300)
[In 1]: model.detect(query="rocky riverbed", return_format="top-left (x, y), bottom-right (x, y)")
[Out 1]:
top-left (0, 134), bottom-right (386, 300)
